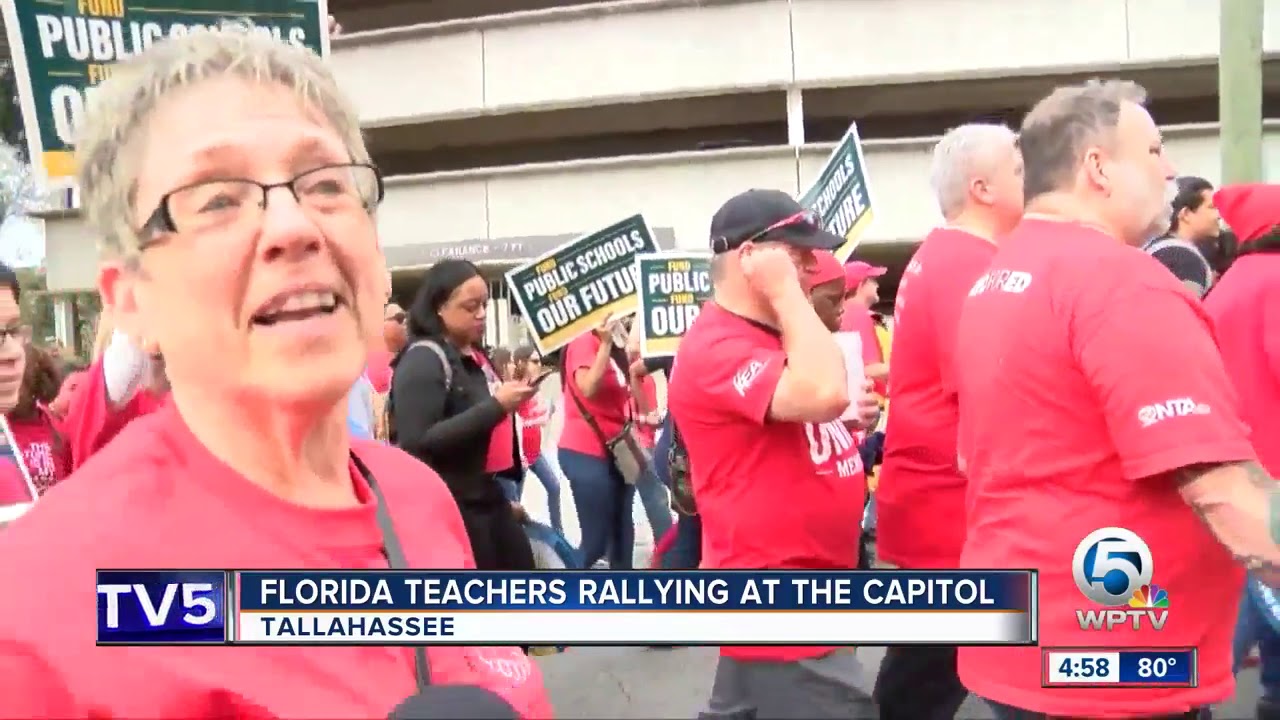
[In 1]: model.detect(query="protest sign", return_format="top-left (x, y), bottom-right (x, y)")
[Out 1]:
top-left (1, 0), bottom-right (329, 191)
top-left (635, 252), bottom-right (712, 358)
top-left (506, 214), bottom-right (659, 355)
top-left (799, 122), bottom-right (874, 262)
top-left (0, 417), bottom-right (37, 525)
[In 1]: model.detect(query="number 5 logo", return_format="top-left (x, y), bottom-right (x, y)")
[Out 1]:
top-left (1072, 527), bottom-right (1153, 607)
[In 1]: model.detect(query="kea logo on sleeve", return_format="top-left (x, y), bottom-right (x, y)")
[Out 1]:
top-left (732, 360), bottom-right (767, 397)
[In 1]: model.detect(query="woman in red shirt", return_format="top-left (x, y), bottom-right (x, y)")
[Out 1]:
top-left (0, 26), bottom-right (551, 718)
top-left (5, 345), bottom-right (69, 496)
top-left (512, 345), bottom-right (563, 535)
top-left (557, 317), bottom-right (638, 569)
top-left (0, 264), bottom-right (32, 520)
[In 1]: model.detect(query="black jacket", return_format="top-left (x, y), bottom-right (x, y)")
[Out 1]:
top-left (389, 339), bottom-right (519, 506)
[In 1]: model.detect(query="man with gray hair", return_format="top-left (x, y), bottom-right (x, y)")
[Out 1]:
top-left (955, 79), bottom-right (1266, 718)
top-left (871, 123), bottom-right (1023, 720)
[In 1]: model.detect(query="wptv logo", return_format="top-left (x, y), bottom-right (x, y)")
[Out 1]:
top-left (1073, 527), bottom-right (1170, 632)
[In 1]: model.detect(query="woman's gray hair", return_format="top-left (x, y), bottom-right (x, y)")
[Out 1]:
top-left (929, 123), bottom-right (1018, 220)
top-left (76, 19), bottom-right (369, 261)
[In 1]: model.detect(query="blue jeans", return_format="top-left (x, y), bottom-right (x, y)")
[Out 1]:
top-left (659, 513), bottom-right (702, 569)
top-left (558, 448), bottom-right (636, 569)
top-left (635, 467), bottom-right (673, 542)
top-left (527, 456), bottom-right (564, 535)
top-left (1235, 583), bottom-right (1280, 700)
top-left (497, 471), bottom-right (522, 503)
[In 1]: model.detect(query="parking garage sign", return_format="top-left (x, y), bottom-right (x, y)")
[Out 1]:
top-left (506, 214), bottom-right (660, 355)
top-left (634, 252), bottom-right (712, 359)
top-left (800, 122), bottom-right (875, 262)
top-left (1, 0), bottom-right (329, 192)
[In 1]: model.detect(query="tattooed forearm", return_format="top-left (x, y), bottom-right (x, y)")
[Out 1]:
top-left (1177, 460), bottom-right (1280, 581)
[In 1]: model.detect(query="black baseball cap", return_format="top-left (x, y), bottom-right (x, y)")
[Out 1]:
top-left (709, 189), bottom-right (846, 254)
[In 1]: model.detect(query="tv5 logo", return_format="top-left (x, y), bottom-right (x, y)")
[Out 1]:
top-left (98, 575), bottom-right (221, 629)
top-left (1072, 527), bottom-right (1170, 632)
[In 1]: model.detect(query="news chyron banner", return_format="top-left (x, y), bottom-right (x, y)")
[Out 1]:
top-left (634, 252), bottom-right (712, 359)
top-left (505, 214), bottom-right (660, 355)
top-left (0, 0), bottom-right (330, 196)
top-left (97, 569), bottom-right (1037, 646)
top-left (799, 122), bottom-right (875, 263)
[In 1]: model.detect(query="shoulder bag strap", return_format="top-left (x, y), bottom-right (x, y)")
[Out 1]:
top-left (351, 452), bottom-right (430, 693)
top-left (409, 340), bottom-right (452, 393)
top-left (565, 372), bottom-right (611, 447)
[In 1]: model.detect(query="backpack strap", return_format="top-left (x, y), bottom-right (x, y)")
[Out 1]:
top-left (406, 340), bottom-right (453, 393)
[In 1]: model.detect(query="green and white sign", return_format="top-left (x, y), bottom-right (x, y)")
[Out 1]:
top-left (1, 0), bottom-right (329, 189)
top-left (800, 122), bottom-right (875, 262)
top-left (506, 214), bottom-right (659, 355)
top-left (635, 252), bottom-right (712, 358)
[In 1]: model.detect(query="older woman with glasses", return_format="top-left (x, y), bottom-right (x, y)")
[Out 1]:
top-left (0, 24), bottom-right (550, 718)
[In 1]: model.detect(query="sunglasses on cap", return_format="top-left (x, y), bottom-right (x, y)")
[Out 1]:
top-left (714, 209), bottom-right (822, 253)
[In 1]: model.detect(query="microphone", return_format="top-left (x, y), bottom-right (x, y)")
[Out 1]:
top-left (389, 686), bottom-right (520, 719)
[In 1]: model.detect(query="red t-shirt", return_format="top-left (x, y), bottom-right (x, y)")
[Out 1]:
top-left (472, 351), bottom-right (515, 474)
top-left (668, 303), bottom-right (864, 662)
top-left (558, 333), bottom-right (629, 458)
top-left (0, 433), bottom-right (33, 506)
top-left (955, 219), bottom-right (1254, 717)
top-left (0, 403), bottom-right (552, 718)
top-left (367, 349), bottom-right (394, 394)
top-left (839, 301), bottom-right (886, 395)
top-left (517, 396), bottom-right (549, 465)
top-left (878, 228), bottom-right (995, 568)
top-left (1204, 253), bottom-right (1280, 475)
top-left (6, 412), bottom-right (70, 496)
top-left (64, 358), bottom-right (165, 472)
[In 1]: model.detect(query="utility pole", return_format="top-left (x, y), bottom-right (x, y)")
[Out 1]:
top-left (1219, 0), bottom-right (1265, 183)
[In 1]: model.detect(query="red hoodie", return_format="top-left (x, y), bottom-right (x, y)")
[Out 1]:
top-left (63, 358), bottom-right (166, 472)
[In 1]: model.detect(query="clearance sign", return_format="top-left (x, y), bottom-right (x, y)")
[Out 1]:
top-left (1, 0), bottom-right (329, 191)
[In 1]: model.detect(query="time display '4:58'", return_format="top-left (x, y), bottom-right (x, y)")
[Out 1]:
top-left (1061, 656), bottom-right (1111, 678)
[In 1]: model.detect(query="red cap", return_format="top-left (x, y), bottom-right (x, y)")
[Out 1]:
top-left (805, 250), bottom-right (845, 291)
top-left (844, 261), bottom-right (887, 289)
top-left (1214, 183), bottom-right (1280, 245)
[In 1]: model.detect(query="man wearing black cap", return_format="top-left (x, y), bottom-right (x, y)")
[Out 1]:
top-left (668, 189), bottom-right (878, 718)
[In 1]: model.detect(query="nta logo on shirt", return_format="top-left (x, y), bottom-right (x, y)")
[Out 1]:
top-left (1137, 398), bottom-right (1210, 428)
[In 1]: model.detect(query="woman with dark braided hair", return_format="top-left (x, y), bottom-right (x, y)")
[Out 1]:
top-left (5, 345), bottom-right (69, 495)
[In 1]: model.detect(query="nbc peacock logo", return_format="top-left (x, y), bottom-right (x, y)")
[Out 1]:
top-left (1128, 584), bottom-right (1170, 609)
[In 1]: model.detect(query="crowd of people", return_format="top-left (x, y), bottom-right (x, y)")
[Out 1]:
top-left (0, 14), bottom-right (1275, 720)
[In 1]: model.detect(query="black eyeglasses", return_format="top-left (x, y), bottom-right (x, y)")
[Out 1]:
top-left (138, 162), bottom-right (385, 247)
top-left (0, 323), bottom-right (23, 346)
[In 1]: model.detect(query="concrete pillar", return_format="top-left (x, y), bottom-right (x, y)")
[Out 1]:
top-left (1219, 0), bottom-right (1265, 183)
